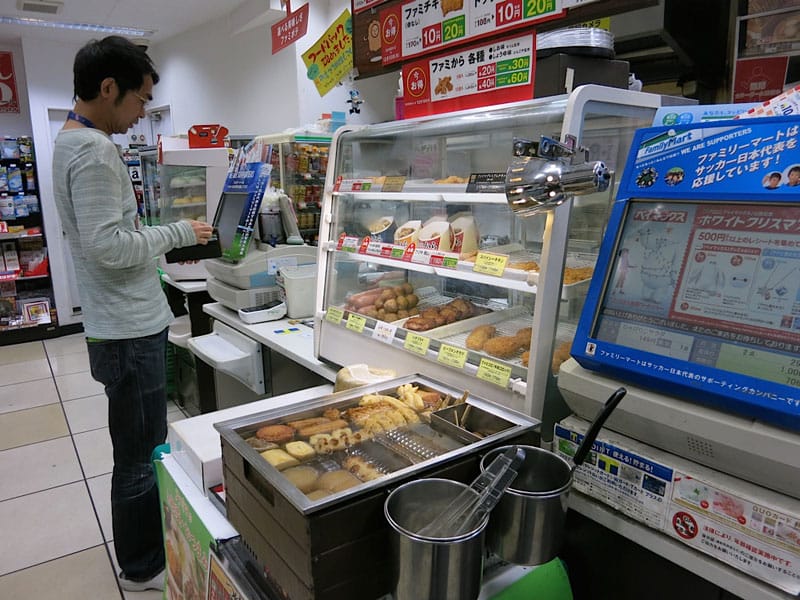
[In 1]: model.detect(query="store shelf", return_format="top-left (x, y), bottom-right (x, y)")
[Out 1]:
top-left (0, 231), bottom-right (42, 241)
top-left (569, 492), bottom-right (796, 600)
top-left (332, 190), bottom-right (509, 205)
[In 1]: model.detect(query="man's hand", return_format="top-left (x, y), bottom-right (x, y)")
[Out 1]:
top-left (189, 220), bottom-right (214, 245)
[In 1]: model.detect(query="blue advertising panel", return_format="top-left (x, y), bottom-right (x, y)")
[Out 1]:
top-left (572, 117), bottom-right (800, 431)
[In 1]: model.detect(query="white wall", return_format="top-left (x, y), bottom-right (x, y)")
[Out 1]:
top-left (151, 0), bottom-right (397, 137)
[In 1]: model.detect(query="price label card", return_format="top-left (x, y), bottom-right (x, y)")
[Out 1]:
top-left (473, 252), bottom-right (509, 276)
top-left (346, 313), bottom-right (367, 333)
top-left (381, 176), bottom-right (407, 192)
top-left (336, 178), bottom-right (374, 192)
top-left (339, 235), bottom-right (362, 253)
top-left (438, 344), bottom-right (468, 369)
top-left (372, 320), bottom-right (398, 344)
top-left (477, 358), bottom-right (512, 387)
top-left (325, 306), bottom-right (344, 324)
top-left (404, 332), bottom-right (430, 355)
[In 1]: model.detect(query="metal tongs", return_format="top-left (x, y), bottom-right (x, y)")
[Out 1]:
top-left (416, 446), bottom-right (526, 538)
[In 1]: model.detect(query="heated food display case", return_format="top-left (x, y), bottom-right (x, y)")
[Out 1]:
top-left (215, 374), bottom-right (538, 600)
top-left (313, 85), bottom-right (690, 431)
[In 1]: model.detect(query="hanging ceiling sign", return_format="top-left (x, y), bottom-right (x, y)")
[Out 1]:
top-left (733, 56), bottom-right (789, 104)
top-left (0, 52), bottom-right (20, 114)
top-left (272, 2), bottom-right (310, 55)
top-left (381, 0), bottom-right (562, 65)
top-left (302, 9), bottom-right (354, 96)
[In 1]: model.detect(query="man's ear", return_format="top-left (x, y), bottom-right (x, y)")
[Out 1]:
top-left (99, 77), bottom-right (116, 99)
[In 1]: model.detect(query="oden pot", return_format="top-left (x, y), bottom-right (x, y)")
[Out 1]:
top-left (480, 387), bottom-right (626, 565)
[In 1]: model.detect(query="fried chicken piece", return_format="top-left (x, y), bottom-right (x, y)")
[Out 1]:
top-left (466, 325), bottom-right (496, 350)
top-left (484, 335), bottom-right (524, 359)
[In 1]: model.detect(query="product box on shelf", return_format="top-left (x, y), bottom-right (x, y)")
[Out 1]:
top-left (555, 415), bottom-right (800, 595)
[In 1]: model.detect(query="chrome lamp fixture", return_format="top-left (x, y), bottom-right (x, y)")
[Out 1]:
top-left (505, 135), bottom-right (610, 217)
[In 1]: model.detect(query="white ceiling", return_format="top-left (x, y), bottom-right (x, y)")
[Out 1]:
top-left (0, 0), bottom-right (252, 46)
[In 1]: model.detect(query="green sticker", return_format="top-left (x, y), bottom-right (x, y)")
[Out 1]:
top-left (307, 63), bottom-right (320, 80)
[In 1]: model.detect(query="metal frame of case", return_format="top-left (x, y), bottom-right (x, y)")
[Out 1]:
top-left (313, 85), bottom-right (691, 429)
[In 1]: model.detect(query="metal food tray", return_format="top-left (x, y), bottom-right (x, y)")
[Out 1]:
top-left (214, 374), bottom-right (539, 515)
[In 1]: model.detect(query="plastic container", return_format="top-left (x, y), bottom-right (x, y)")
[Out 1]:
top-left (276, 263), bottom-right (317, 318)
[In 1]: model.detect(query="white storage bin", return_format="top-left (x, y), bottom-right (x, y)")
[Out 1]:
top-left (277, 263), bottom-right (317, 318)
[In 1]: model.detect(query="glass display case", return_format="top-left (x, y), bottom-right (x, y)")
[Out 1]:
top-left (139, 143), bottom-right (231, 280)
top-left (257, 132), bottom-right (331, 245)
top-left (315, 85), bottom-right (691, 429)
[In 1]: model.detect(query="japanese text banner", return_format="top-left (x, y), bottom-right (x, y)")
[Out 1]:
top-left (402, 32), bottom-right (535, 118)
top-left (302, 9), bottom-right (353, 96)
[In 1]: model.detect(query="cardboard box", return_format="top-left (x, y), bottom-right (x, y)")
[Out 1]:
top-left (555, 416), bottom-right (800, 595)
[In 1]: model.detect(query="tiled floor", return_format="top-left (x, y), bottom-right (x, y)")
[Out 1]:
top-left (0, 333), bottom-right (185, 599)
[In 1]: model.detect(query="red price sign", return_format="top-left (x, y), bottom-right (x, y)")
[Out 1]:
top-left (496, 0), bottom-right (523, 27)
top-left (477, 63), bottom-right (496, 77)
top-left (422, 22), bottom-right (442, 48)
top-left (478, 77), bottom-right (496, 91)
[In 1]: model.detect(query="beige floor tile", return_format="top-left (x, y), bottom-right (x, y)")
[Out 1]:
top-left (55, 370), bottom-right (105, 401)
top-left (0, 377), bottom-right (59, 415)
top-left (0, 358), bottom-right (52, 386)
top-left (0, 341), bottom-right (46, 366)
top-left (0, 436), bottom-right (82, 501)
top-left (0, 482), bottom-right (103, 575)
top-left (63, 393), bottom-right (108, 433)
top-left (73, 427), bottom-right (114, 478)
top-left (0, 544), bottom-right (122, 600)
top-left (48, 350), bottom-right (90, 376)
top-left (0, 404), bottom-right (68, 451)
top-left (87, 473), bottom-right (113, 542)
top-left (44, 333), bottom-right (88, 357)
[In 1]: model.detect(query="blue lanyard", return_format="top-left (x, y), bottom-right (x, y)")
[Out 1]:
top-left (67, 110), bottom-right (96, 129)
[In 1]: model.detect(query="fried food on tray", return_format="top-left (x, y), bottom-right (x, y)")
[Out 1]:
top-left (521, 350), bottom-right (530, 367)
top-left (484, 335), bottom-right (525, 359)
top-left (508, 260), bottom-right (539, 272)
top-left (466, 325), bottom-right (496, 350)
top-left (403, 298), bottom-right (490, 332)
top-left (563, 266), bottom-right (594, 284)
top-left (515, 327), bottom-right (532, 347)
top-left (256, 424), bottom-right (295, 444)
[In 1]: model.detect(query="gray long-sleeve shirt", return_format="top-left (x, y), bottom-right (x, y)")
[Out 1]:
top-left (52, 128), bottom-right (196, 339)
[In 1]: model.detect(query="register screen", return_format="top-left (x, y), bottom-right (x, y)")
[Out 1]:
top-left (593, 200), bottom-right (800, 390)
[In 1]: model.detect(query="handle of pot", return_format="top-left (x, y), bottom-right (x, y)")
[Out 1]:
top-left (572, 386), bottom-right (627, 469)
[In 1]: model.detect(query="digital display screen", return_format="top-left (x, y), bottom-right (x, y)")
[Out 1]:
top-left (212, 192), bottom-right (250, 261)
top-left (593, 200), bottom-right (800, 392)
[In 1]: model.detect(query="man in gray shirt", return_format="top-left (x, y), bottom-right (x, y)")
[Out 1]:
top-left (52, 36), bottom-right (214, 593)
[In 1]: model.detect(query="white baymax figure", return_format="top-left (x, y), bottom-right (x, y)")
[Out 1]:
top-left (687, 259), bottom-right (726, 296)
top-left (636, 225), bottom-right (680, 303)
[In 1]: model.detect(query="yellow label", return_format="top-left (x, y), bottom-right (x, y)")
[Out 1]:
top-left (325, 306), bottom-right (344, 324)
top-left (346, 313), bottom-right (367, 333)
top-left (473, 252), bottom-right (509, 276)
top-left (477, 359), bottom-right (512, 388)
top-left (381, 176), bottom-right (407, 192)
top-left (404, 332), bottom-right (430, 356)
top-left (438, 344), bottom-right (468, 369)
top-left (575, 17), bottom-right (611, 30)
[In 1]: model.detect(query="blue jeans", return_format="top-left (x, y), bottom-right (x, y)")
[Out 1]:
top-left (87, 328), bottom-right (168, 581)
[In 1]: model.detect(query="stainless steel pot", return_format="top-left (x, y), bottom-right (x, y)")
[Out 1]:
top-left (480, 387), bottom-right (626, 565)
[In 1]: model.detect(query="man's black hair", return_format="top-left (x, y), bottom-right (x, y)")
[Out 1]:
top-left (73, 35), bottom-right (160, 102)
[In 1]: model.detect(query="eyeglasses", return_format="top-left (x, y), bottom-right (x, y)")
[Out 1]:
top-left (132, 91), bottom-right (150, 108)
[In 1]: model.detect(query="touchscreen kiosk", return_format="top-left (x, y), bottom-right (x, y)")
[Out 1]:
top-left (212, 191), bottom-right (254, 262)
top-left (561, 116), bottom-right (800, 499)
